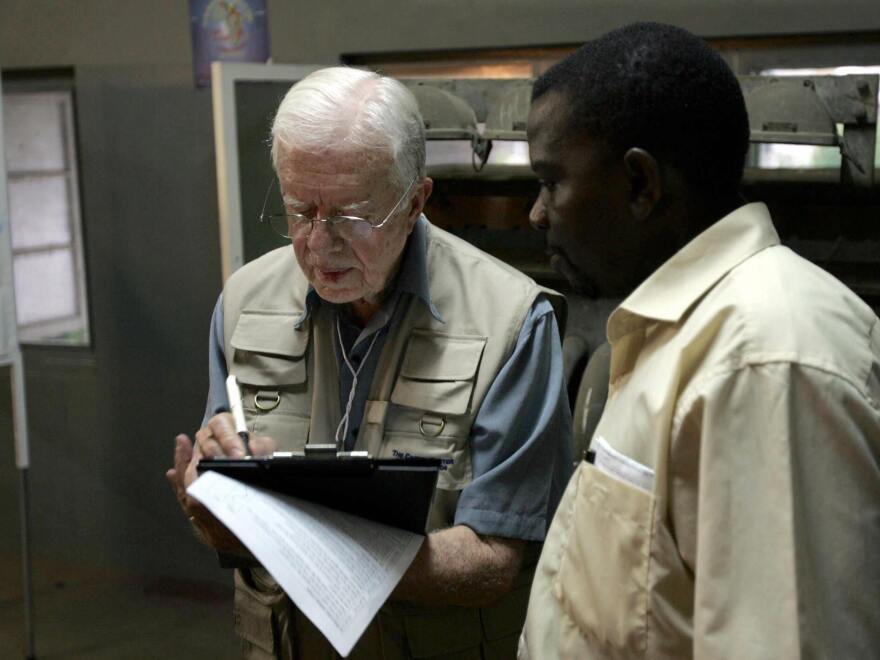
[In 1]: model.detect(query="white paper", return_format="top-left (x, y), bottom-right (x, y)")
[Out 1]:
top-left (593, 436), bottom-right (655, 493)
top-left (188, 471), bottom-right (424, 657)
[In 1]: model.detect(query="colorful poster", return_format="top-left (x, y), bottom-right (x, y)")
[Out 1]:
top-left (189, 0), bottom-right (270, 87)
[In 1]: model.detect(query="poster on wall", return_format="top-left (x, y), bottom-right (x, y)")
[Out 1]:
top-left (189, 0), bottom-right (271, 87)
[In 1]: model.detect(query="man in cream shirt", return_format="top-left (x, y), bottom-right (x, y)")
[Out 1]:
top-left (521, 22), bottom-right (880, 659)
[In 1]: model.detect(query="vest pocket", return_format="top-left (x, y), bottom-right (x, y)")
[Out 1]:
top-left (554, 462), bottom-right (654, 655)
top-left (229, 312), bottom-right (311, 450)
top-left (230, 311), bottom-right (308, 386)
top-left (390, 330), bottom-right (486, 415)
top-left (248, 407), bottom-right (310, 452)
top-left (233, 568), bottom-right (285, 655)
top-left (385, 331), bottom-right (485, 491)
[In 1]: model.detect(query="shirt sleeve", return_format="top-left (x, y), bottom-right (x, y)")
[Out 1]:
top-left (673, 361), bottom-right (880, 659)
top-left (454, 295), bottom-right (574, 542)
top-left (202, 293), bottom-right (230, 428)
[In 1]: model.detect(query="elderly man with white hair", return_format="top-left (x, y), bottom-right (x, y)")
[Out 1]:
top-left (167, 67), bottom-right (573, 659)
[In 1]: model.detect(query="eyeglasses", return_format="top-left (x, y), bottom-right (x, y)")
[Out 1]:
top-left (259, 176), bottom-right (418, 242)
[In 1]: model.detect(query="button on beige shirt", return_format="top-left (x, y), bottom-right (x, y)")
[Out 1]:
top-left (521, 203), bottom-right (880, 659)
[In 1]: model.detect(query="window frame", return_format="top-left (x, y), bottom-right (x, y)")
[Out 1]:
top-left (2, 73), bottom-right (91, 347)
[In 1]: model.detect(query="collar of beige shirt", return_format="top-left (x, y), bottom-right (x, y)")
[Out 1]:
top-left (607, 202), bottom-right (780, 342)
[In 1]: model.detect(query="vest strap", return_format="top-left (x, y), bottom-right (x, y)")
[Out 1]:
top-left (359, 294), bottom-right (421, 456)
top-left (307, 308), bottom-right (340, 447)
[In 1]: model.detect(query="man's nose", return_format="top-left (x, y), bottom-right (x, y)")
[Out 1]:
top-left (306, 216), bottom-right (339, 251)
top-left (529, 197), bottom-right (548, 230)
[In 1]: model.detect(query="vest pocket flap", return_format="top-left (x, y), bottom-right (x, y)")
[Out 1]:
top-left (230, 312), bottom-right (307, 357)
top-left (391, 378), bottom-right (473, 415)
top-left (232, 351), bottom-right (306, 387)
top-left (399, 331), bottom-right (487, 381)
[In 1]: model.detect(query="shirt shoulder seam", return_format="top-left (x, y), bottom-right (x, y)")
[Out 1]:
top-left (672, 354), bottom-right (879, 435)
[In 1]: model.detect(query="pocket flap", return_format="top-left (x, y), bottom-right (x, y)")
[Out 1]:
top-left (399, 331), bottom-right (486, 382)
top-left (230, 312), bottom-right (307, 357)
top-left (230, 313), bottom-right (309, 387)
top-left (232, 352), bottom-right (306, 387)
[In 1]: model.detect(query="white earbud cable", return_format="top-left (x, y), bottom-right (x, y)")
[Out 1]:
top-left (334, 316), bottom-right (381, 448)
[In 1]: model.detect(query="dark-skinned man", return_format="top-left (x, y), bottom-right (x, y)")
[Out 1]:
top-left (520, 22), bottom-right (880, 659)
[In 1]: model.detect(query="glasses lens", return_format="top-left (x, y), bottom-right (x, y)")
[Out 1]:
top-left (331, 217), bottom-right (373, 241)
top-left (267, 214), bottom-right (305, 238)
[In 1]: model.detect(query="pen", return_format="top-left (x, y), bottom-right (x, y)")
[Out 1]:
top-left (225, 375), bottom-right (251, 456)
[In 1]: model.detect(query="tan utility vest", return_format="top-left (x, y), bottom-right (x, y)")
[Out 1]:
top-left (221, 220), bottom-right (565, 659)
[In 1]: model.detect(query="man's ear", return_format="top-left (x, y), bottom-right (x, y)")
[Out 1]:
top-left (406, 177), bottom-right (433, 232)
top-left (623, 148), bottom-right (661, 222)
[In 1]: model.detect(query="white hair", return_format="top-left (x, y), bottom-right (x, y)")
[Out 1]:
top-left (271, 67), bottom-right (426, 191)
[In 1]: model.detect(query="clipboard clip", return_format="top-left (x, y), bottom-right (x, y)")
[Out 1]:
top-left (304, 444), bottom-right (371, 459)
top-left (304, 444), bottom-right (337, 457)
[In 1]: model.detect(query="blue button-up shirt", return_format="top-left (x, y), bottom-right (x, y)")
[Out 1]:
top-left (203, 217), bottom-right (572, 541)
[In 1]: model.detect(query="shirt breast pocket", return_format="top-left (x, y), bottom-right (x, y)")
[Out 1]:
top-left (385, 330), bottom-right (487, 490)
top-left (554, 462), bottom-right (655, 656)
top-left (229, 311), bottom-right (310, 449)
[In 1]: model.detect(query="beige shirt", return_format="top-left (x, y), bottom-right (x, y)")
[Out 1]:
top-left (521, 202), bottom-right (880, 659)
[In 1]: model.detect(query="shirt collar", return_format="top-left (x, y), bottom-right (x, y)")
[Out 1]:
top-left (294, 214), bottom-right (442, 329)
top-left (607, 202), bottom-right (780, 341)
top-left (397, 215), bottom-right (443, 322)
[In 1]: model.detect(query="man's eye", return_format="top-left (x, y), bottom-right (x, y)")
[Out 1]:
top-left (539, 180), bottom-right (557, 193)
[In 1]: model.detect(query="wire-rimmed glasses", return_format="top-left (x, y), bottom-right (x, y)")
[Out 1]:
top-left (258, 176), bottom-right (418, 242)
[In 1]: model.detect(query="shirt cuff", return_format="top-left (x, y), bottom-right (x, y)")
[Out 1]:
top-left (454, 505), bottom-right (548, 542)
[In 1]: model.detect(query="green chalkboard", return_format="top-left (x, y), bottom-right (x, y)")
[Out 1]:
top-left (234, 80), bottom-right (295, 264)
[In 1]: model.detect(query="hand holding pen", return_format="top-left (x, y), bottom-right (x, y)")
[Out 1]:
top-left (189, 378), bottom-right (276, 460)
top-left (167, 379), bottom-right (276, 554)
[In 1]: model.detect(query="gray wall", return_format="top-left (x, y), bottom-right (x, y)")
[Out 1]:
top-left (1, 1), bottom-right (225, 582)
top-left (0, 0), bottom-right (878, 586)
top-left (266, 0), bottom-right (880, 62)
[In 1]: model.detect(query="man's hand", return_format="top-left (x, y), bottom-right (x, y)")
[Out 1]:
top-left (165, 413), bottom-right (276, 555)
top-left (194, 412), bottom-right (276, 460)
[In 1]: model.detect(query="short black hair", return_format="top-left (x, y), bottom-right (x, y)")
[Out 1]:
top-left (533, 22), bottom-right (750, 199)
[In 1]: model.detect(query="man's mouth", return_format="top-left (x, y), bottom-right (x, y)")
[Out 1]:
top-left (317, 267), bottom-right (352, 284)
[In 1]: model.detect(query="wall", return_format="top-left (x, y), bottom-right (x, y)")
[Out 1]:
top-left (0, 0), bottom-right (226, 583)
top-left (265, 0), bottom-right (880, 62)
top-left (0, 0), bottom-right (878, 587)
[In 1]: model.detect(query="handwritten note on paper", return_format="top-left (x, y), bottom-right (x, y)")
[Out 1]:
top-left (188, 471), bottom-right (424, 657)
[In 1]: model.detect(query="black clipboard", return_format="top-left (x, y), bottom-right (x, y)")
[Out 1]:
top-left (197, 456), bottom-right (441, 535)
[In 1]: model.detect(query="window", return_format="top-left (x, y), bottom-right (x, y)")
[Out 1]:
top-left (2, 87), bottom-right (90, 346)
